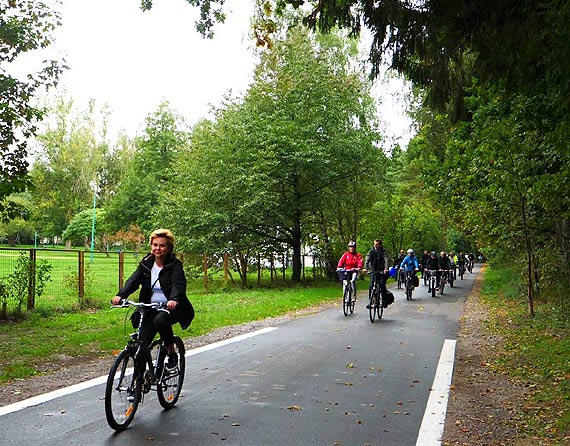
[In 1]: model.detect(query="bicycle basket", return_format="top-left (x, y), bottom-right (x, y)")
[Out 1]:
top-left (338, 270), bottom-right (351, 281)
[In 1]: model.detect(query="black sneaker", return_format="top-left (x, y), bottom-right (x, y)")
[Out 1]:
top-left (166, 353), bottom-right (178, 371)
top-left (365, 304), bottom-right (370, 309)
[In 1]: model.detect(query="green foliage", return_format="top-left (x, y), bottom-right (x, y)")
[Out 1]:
top-left (481, 264), bottom-right (569, 442)
top-left (0, 0), bottom-right (66, 212)
top-left (159, 27), bottom-right (383, 283)
top-left (62, 209), bottom-right (106, 249)
top-left (140, 0), bottom-right (227, 38)
top-left (0, 252), bottom-right (52, 319)
top-left (30, 96), bottom-right (112, 239)
top-left (0, 215), bottom-right (34, 246)
top-left (106, 101), bottom-right (189, 235)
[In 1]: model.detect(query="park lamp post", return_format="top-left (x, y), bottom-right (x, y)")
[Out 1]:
top-left (89, 180), bottom-right (98, 263)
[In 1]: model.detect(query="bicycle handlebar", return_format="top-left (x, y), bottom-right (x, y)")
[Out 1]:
top-left (111, 300), bottom-right (169, 312)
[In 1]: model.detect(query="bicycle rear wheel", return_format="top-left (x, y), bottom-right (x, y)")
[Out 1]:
top-left (157, 337), bottom-right (186, 409)
top-left (105, 349), bottom-right (141, 431)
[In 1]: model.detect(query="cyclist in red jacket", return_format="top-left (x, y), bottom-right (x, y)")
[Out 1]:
top-left (337, 241), bottom-right (364, 297)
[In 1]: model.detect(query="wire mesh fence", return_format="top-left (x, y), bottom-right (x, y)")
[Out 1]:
top-left (0, 248), bottom-right (327, 319)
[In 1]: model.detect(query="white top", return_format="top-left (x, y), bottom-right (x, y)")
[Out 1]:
top-left (150, 263), bottom-right (167, 303)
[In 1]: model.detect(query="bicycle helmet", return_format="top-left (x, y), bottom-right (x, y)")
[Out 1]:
top-left (407, 249), bottom-right (414, 254)
top-left (430, 251), bottom-right (437, 257)
top-left (348, 241), bottom-right (356, 247)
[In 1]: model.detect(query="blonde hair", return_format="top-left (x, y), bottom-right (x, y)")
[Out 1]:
top-left (149, 228), bottom-right (175, 251)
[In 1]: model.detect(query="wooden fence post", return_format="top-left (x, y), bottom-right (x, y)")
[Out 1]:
top-left (78, 251), bottom-right (85, 305)
top-left (27, 249), bottom-right (36, 311)
top-left (203, 253), bottom-right (208, 289)
top-left (118, 251), bottom-right (124, 289)
top-left (257, 254), bottom-right (261, 287)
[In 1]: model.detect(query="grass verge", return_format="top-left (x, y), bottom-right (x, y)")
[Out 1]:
top-left (0, 281), bottom-right (341, 384)
top-left (480, 264), bottom-right (570, 444)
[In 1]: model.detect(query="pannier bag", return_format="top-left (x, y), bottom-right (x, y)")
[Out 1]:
top-left (382, 290), bottom-right (395, 308)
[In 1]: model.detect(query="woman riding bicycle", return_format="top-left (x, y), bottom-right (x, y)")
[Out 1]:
top-left (337, 241), bottom-right (363, 297)
top-left (400, 249), bottom-right (419, 282)
top-left (111, 229), bottom-right (194, 371)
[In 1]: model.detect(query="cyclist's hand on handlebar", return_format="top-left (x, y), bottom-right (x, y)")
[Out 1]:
top-left (111, 296), bottom-right (123, 305)
top-left (166, 300), bottom-right (178, 311)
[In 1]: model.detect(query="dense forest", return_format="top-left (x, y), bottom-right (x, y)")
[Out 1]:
top-left (1, 1), bottom-right (568, 318)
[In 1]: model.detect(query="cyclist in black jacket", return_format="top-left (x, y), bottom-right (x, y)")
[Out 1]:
top-left (438, 251), bottom-right (452, 289)
top-left (425, 251), bottom-right (439, 292)
top-left (364, 239), bottom-right (390, 309)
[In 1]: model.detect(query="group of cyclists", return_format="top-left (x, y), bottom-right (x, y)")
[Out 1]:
top-left (337, 239), bottom-right (477, 307)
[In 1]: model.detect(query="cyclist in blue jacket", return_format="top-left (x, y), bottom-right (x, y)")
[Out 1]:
top-left (400, 248), bottom-right (419, 271)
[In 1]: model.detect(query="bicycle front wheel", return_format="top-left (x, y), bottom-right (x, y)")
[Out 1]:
top-left (105, 349), bottom-right (141, 431)
top-left (406, 281), bottom-right (413, 300)
top-left (157, 336), bottom-right (186, 409)
top-left (343, 285), bottom-right (350, 316)
top-left (369, 294), bottom-right (376, 323)
top-left (349, 285), bottom-right (356, 314)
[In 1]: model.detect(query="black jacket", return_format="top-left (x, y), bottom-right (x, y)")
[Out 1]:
top-left (117, 252), bottom-right (194, 329)
top-left (425, 256), bottom-right (439, 270)
top-left (439, 256), bottom-right (452, 270)
top-left (365, 247), bottom-right (390, 272)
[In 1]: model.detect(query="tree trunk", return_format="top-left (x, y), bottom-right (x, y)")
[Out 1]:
top-left (318, 210), bottom-right (337, 279)
top-left (291, 213), bottom-right (302, 282)
top-left (520, 195), bottom-right (535, 318)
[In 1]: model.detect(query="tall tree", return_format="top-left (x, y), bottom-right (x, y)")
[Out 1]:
top-left (30, 96), bottom-right (111, 240)
top-left (160, 26), bottom-right (382, 283)
top-left (1, 0), bottom-right (66, 216)
top-left (106, 101), bottom-right (189, 235)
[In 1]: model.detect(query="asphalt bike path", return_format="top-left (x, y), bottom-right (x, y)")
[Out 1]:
top-left (0, 266), bottom-right (481, 446)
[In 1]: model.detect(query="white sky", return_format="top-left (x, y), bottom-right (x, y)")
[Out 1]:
top-left (13, 0), bottom-right (413, 147)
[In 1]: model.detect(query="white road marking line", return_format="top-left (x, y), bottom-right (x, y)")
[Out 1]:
top-left (0, 327), bottom-right (278, 417)
top-left (416, 338), bottom-right (456, 446)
